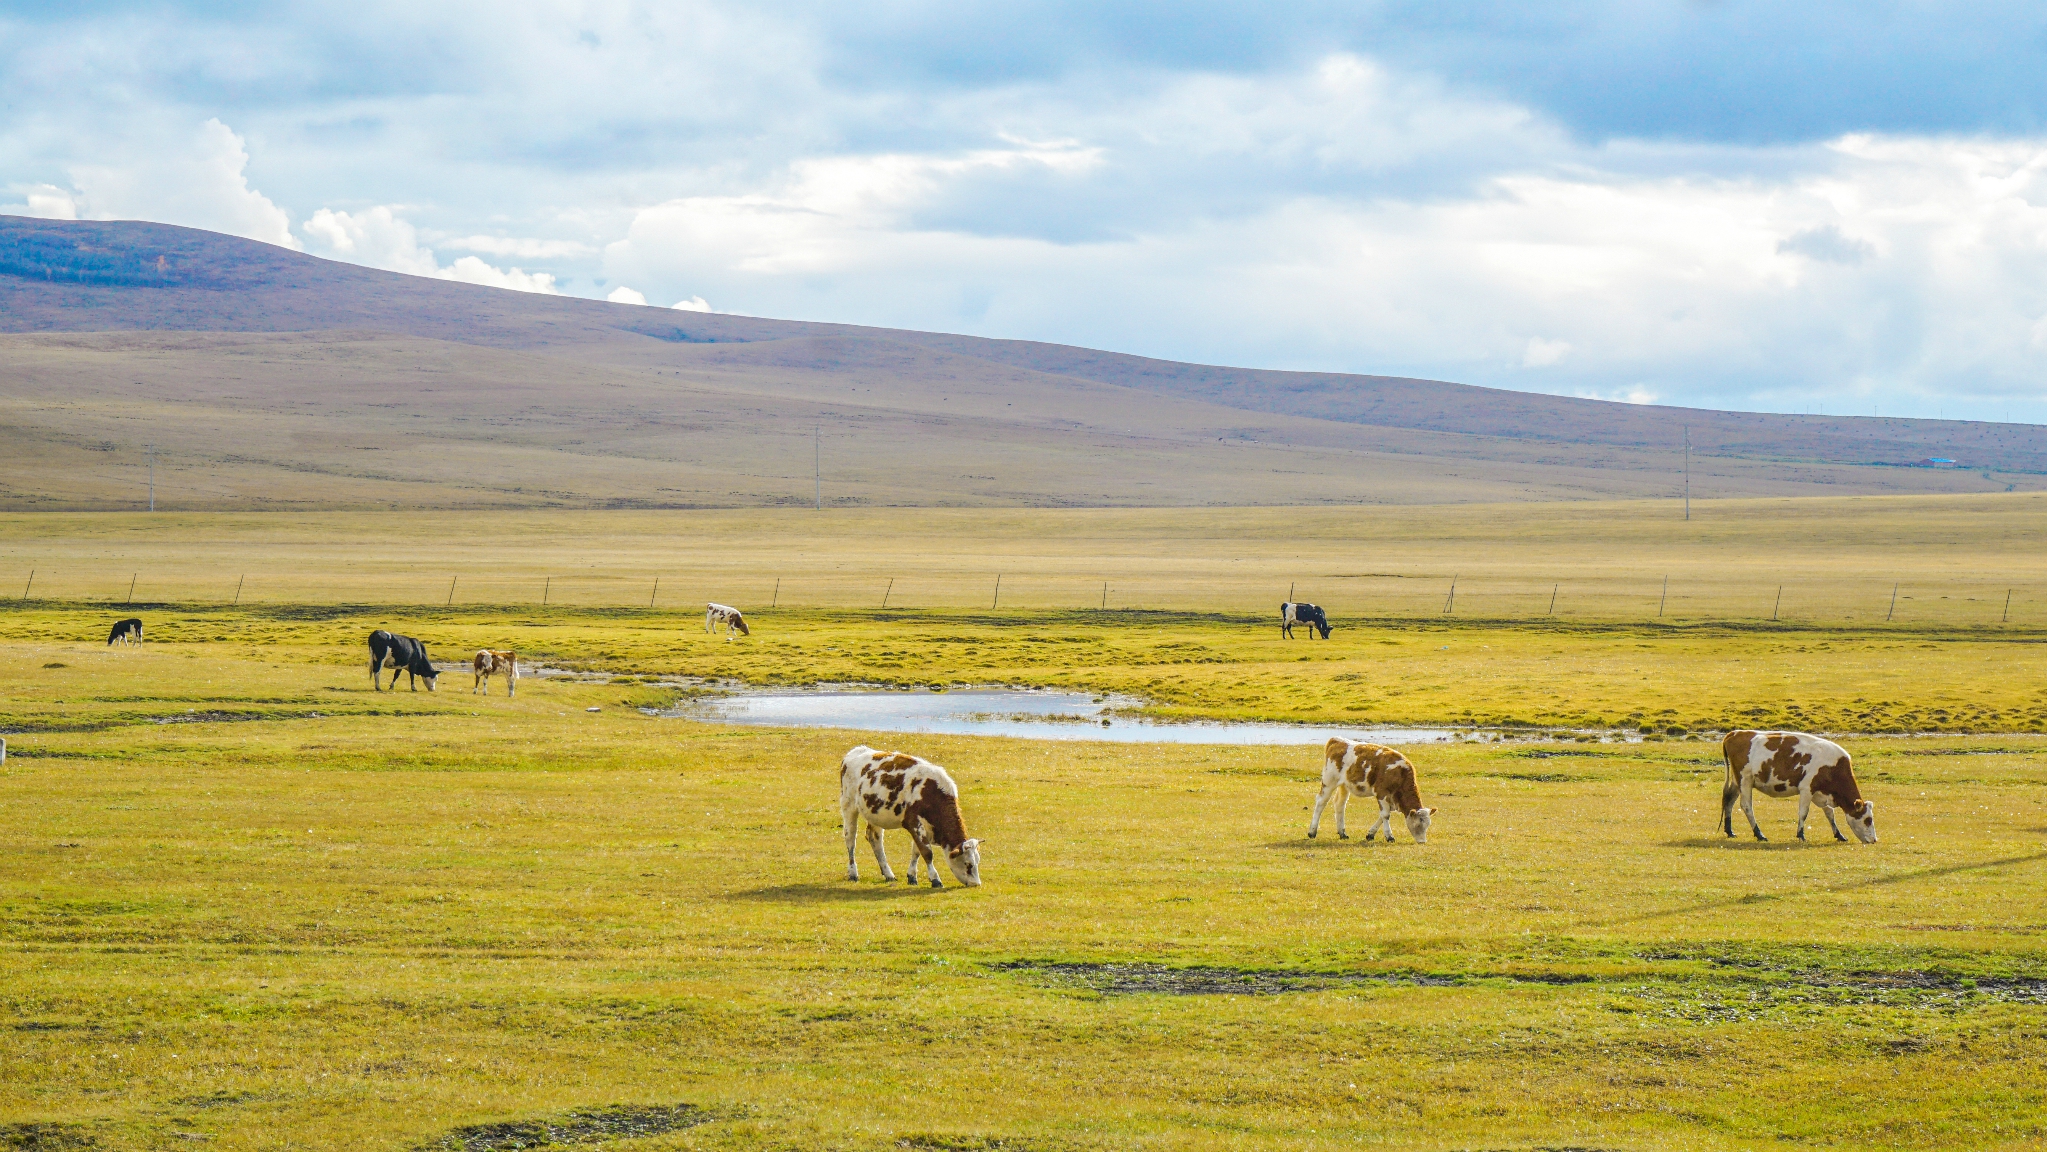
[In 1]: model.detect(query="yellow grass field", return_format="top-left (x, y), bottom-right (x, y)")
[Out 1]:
top-left (3, 498), bottom-right (2045, 1150)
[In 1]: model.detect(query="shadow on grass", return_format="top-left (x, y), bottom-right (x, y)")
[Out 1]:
top-left (1264, 837), bottom-right (1404, 850)
top-left (1660, 836), bottom-right (1810, 851)
top-left (1586, 849), bottom-right (2047, 929)
top-left (730, 881), bottom-right (941, 904)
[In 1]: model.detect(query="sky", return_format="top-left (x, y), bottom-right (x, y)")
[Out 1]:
top-left (5, 1), bottom-right (2047, 421)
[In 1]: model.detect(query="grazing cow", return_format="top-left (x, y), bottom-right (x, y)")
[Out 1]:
top-left (840, 745), bottom-right (983, 888)
top-left (368, 629), bottom-right (438, 692)
top-left (1722, 730), bottom-right (1876, 844)
top-left (1309, 737), bottom-right (1435, 842)
top-left (107, 617), bottom-right (143, 645)
top-left (705, 602), bottom-right (749, 639)
top-left (1281, 601), bottom-right (1331, 639)
top-left (472, 649), bottom-right (518, 697)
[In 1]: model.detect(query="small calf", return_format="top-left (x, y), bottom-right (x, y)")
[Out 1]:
top-left (1309, 737), bottom-right (1435, 842)
top-left (840, 745), bottom-right (982, 887)
top-left (1722, 730), bottom-right (1876, 843)
top-left (472, 649), bottom-right (518, 696)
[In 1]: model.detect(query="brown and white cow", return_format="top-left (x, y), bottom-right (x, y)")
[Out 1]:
top-left (705, 602), bottom-right (749, 639)
top-left (1722, 730), bottom-right (1876, 843)
top-left (840, 745), bottom-right (982, 888)
top-left (472, 649), bottom-right (517, 696)
top-left (1309, 737), bottom-right (1435, 842)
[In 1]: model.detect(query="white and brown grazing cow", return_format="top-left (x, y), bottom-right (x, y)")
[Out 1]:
top-left (840, 745), bottom-right (982, 888)
top-left (472, 649), bottom-right (517, 696)
top-left (705, 602), bottom-right (749, 639)
top-left (1722, 730), bottom-right (1876, 843)
top-left (1309, 737), bottom-right (1435, 842)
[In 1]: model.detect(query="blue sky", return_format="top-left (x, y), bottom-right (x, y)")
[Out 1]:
top-left (6, 1), bottom-right (2047, 421)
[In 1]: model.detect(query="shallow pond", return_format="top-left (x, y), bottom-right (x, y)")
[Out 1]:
top-left (656, 686), bottom-right (1465, 745)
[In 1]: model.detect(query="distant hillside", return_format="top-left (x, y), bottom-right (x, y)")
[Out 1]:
top-left (1, 215), bottom-right (2039, 511)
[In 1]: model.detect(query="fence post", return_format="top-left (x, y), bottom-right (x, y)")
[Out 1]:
top-left (543, 577), bottom-right (550, 606)
top-left (1548, 584), bottom-right (1558, 616)
top-left (447, 576), bottom-right (457, 607)
top-left (234, 575), bottom-right (243, 604)
top-left (22, 569), bottom-right (32, 600)
top-left (1102, 581), bottom-right (1108, 609)
top-left (1772, 585), bottom-right (1783, 621)
top-left (992, 574), bottom-right (1002, 609)
top-left (650, 577), bottom-right (659, 609)
top-left (1658, 575), bottom-right (1668, 618)
top-left (127, 574), bottom-right (137, 604)
top-left (2004, 588), bottom-right (2014, 623)
top-left (1886, 583), bottom-right (1897, 622)
top-left (883, 578), bottom-right (894, 609)
top-left (772, 577), bottom-right (780, 608)
top-left (1443, 576), bottom-right (1457, 614)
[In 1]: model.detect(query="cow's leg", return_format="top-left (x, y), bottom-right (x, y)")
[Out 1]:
top-left (1822, 805), bottom-right (1848, 842)
top-left (1335, 789), bottom-right (1354, 839)
top-left (865, 825), bottom-right (895, 882)
top-left (473, 667), bottom-right (484, 694)
top-left (1370, 797), bottom-right (1396, 842)
top-left (1308, 778), bottom-right (1341, 838)
top-left (371, 653), bottom-right (383, 691)
top-left (843, 812), bottom-right (860, 880)
top-left (1721, 770), bottom-right (1740, 837)
top-left (1740, 778), bottom-right (1766, 841)
top-left (388, 666), bottom-right (404, 690)
top-left (506, 663), bottom-right (516, 698)
top-left (1796, 790), bottom-right (1812, 841)
top-left (908, 825), bottom-right (939, 888)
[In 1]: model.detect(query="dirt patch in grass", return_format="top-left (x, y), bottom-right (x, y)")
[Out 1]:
top-left (0, 1124), bottom-right (95, 1151)
top-left (992, 961), bottom-right (1597, 996)
top-left (420, 1103), bottom-right (715, 1151)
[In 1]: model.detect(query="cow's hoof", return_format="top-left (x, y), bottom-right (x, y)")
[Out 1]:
top-left (1834, 833), bottom-right (1848, 843)
top-left (1753, 833), bottom-right (1767, 842)
top-left (1338, 832), bottom-right (1348, 840)
top-left (930, 879), bottom-right (943, 889)
top-left (1797, 832), bottom-right (1807, 842)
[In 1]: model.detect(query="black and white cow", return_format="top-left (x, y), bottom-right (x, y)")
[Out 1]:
top-left (368, 629), bottom-right (439, 692)
top-left (1281, 602), bottom-right (1331, 639)
top-left (107, 618), bottom-right (143, 645)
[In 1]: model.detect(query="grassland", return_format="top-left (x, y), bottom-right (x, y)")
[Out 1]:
top-left (3, 500), bottom-right (2046, 1150)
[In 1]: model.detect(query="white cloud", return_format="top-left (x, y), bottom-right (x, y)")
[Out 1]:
top-left (672, 296), bottom-right (712, 312)
top-left (1576, 386), bottom-right (1661, 405)
top-left (36, 119), bottom-right (300, 249)
top-left (303, 206), bottom-right (558, 293)
top-left (1, 183), bottom-right (81, 219)
top-left (1522, 338), bottom-right (1572, 367)
top-left (444, 235), bottom-right (595, 259)
top-left (606, 285), bottom-right (648, 305)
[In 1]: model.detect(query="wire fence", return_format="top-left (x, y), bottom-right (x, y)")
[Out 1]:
top-left (1, 567), bottom-right (2038, 629)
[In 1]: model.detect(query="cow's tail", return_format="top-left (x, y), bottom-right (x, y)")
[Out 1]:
top-left (1719, 746), bottom-right (1740, 837)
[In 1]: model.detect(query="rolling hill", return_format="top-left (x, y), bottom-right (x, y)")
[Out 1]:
top-left (2, 214), bottom-right (2038, 510)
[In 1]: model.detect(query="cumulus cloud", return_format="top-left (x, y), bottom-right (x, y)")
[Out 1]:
top-left (20, 120), bottom-right (299, 249)
top-left (444, 235), bottom-right (596, 259)
top-left (672, 296), bottom-right (712, 312)
top-left (606, 286), bottom-right (648, 305)
top-left (304, 206), bottom-right (558, 293)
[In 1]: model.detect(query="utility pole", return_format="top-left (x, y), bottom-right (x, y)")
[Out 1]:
top-left (815, 424), bottom-right (821, 511)
top-left (127, 574), bottom-right (137, 603)
top-left (2003, 588), bottom-right (2014, 624)
top-left (145, 443), bottom-right (156, 512)
top-left (1683, 426), bottom-right (1690, 521)
top-left (447, 576), bottom-right (457, 607)
top-left (21, 570), bottom-right (32, 600)
top-left (1443, 575), bottom-right (1457, 614)
top-left (772, 577), bottom-right (779, 608)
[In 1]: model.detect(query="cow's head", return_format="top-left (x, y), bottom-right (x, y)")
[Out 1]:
top-left (732, 616), bottom-right (750, 636)
top-left (946, 838), bottom-right (983, 887)
top-left (1846, 799), bottom-right (1877, 843)
top-left (1404, 807), bottom-right (1435, 843)
top-left (421, 667), bottom-right (439, 691)
top-left (1315, 620), bottom-right (1333, 639)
